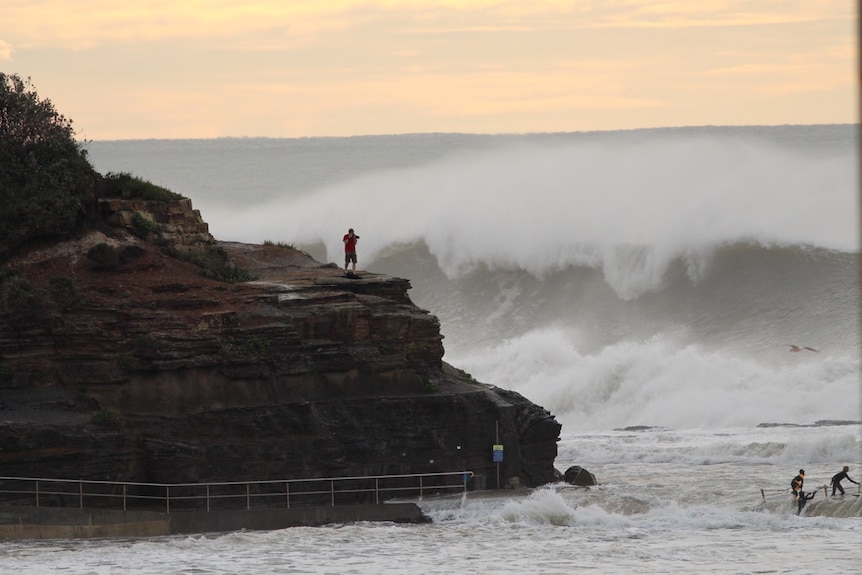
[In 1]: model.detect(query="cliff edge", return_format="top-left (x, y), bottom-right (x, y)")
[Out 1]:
top-left (0, 198), bottom-right (560, 494)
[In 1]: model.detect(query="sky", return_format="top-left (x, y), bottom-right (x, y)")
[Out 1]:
top-left (1, 1), bottom-right (857, 140)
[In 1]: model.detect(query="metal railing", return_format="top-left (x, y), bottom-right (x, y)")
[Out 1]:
top-left (0, 471), bottom-right (474, 514)
top-left (760, 482), bottom-right (861, 501)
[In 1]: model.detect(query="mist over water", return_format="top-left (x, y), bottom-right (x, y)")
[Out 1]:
top-left (88, 125), bottom-right (860, 432)
top-left (207, 130), bottom-right (857, 292)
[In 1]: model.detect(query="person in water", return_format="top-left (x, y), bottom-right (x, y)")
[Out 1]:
top-left (831, 466), bottom-right (859, 496)
top-left (791, 470), bottom-right (805, 498)
top-left (796, 490), bottom-right (816, 515)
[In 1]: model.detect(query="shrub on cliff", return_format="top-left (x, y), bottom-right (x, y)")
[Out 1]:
top-left (0, 269), bottom-right (39, 319)
top-left (100, 172), bottom-right (185, 202)
top-left (0, 73), bottom-right (100, 260)
top-left (85, 243), bottom-right (148, 271)
top-left (86, 243), bottom-right (121, 270)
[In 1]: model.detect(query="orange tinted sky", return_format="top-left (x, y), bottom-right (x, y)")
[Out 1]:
top-left (1, 1), bottom-right (856, 139)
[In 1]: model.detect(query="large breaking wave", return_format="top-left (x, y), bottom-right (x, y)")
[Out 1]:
top-left (88, 126), bottom-right (860, 430)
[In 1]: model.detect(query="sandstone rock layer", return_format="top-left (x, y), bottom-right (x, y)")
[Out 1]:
top-left (0, 200), bottom-right (560, 496)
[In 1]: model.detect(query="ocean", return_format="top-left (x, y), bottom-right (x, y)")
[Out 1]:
top-left (2, 125), bottom-right (858, 574)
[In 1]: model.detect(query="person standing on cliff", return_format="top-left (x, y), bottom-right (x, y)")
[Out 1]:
top-left (343, 228), bottom-right (359, 274)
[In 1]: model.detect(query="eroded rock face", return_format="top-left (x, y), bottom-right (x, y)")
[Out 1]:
top-left (0, 200), bottom-right (560, 493)
top-left (99, 198), bottom-right (215, 253)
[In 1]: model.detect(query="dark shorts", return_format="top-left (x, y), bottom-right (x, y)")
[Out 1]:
top-left (345, 252), bottom-right (357, 264)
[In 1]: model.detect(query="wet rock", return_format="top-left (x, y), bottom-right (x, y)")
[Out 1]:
top-left (563, 465), bottom-right (597, 486)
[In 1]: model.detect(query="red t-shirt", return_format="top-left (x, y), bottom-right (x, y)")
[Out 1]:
top-left (343, 234), bottom-right (357, 252)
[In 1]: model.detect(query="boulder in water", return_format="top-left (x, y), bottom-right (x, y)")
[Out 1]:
top-left (563, 466), bottom-right (597, 486)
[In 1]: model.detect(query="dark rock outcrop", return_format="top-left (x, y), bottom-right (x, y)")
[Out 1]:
top-left (563, 466), bottom-right (597, 486)
top-left (0, 199), bottom-right (560, 496)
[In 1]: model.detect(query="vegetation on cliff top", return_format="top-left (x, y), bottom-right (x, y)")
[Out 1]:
top-left (100, 172), bottom-right (185, 202)
top-left (1, 74), bottom-right (248, 272)
top-left (0, 73), bottom-right (99, 260)
top-left (0, 74), bottom-right (188, 262)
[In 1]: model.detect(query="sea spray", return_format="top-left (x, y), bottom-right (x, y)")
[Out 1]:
top-left (203, 131), bottom-right (856, 300)
top-left (447, 327), bottom-right (859, 431)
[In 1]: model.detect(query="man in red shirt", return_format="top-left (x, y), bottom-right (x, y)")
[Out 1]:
top-left (343, 228), bottom-right (359, 273)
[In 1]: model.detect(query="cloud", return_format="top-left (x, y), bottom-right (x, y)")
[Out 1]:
top-left (0, 40), bottom-right (13, 60)
top-left (2, 1), bottom-right (373, 49)
top-left (6, 0), bottom-right (854, 138)
top-left (592, 0), bottom-right (846, 29)
top-left (5, 1), bottom-right (850, 50)
top-left (706, 63), bottom-right (797, 76)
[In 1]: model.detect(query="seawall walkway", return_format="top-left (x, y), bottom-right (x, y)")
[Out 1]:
top-left (0, 471), bottom-right (473, 539)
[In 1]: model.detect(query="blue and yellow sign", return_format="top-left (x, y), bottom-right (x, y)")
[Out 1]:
top-left (492, 444), bottom-right (504, 462)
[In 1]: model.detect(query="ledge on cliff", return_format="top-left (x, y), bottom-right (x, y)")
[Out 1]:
top-left (0, 199), bottom-right (560, 497)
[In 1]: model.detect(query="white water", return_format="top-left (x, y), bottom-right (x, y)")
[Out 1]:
top-left (2, 426), bottom-right (859, 574)
top-left (446, 327), bottom-right (861, 432)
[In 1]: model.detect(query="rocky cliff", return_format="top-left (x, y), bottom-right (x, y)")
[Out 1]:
top-left (0, 198), bottom-right (560, 495)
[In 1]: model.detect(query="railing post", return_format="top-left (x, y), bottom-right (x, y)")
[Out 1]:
top-left (207, 484), bottom-right (211, 512)
top-left (166, 486), bottom-right (170, 513)
top-left (285, 481), bottom-right (290, 509)
top-left (246, 483), bottom-right (251, 511)
top-left (79, 481), bottom-right (84, 509)
top-left (123, 484), bottom-right (127, 512)
top-left (35, 480), bottom-right (39, 508)
top-left (330, 480), bottom-right (335, 507)
top-left (419, 476), bottom-right (423, 499)
top-left (375, 478), bottom-right (379, 504)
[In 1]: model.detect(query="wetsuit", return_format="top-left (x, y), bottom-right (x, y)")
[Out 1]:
top-left (831, 470), bottom-right (858, 495)
top-left (797, 491), bottom-right (815, 515)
